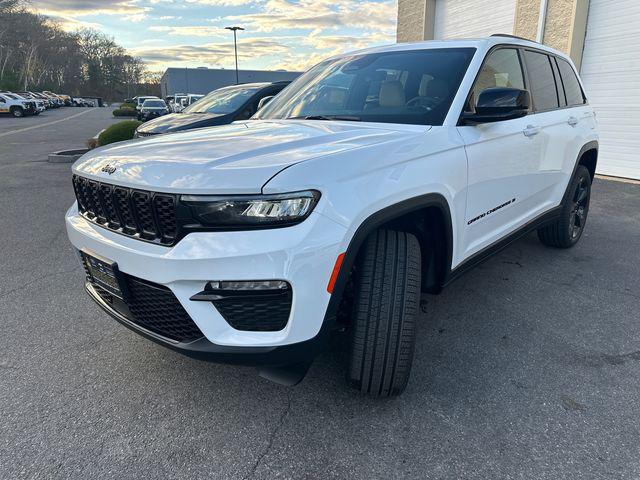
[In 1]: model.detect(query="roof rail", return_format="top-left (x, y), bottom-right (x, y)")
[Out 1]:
top-left (490, 33), bottom-right (540, 43)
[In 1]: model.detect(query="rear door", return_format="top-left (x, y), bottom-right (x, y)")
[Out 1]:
top-left (458, 47), bottom-right (544, 259)
top-left (521, 49), bottom-right (580, 209)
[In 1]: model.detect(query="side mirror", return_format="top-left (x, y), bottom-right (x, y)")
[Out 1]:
top-left (257, 95), bottom-right (274, 111)
top-left (461, 87), bottom-right (530, 124)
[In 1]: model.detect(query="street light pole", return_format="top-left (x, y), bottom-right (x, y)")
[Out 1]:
top-left (225, 26), bottom-right (244, 85)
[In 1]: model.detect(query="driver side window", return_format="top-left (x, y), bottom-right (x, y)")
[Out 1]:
top-left (469, 48), bottom-right (525, 111)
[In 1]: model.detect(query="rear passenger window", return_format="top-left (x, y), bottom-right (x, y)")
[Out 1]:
top-left (470, 48), bottom-right (525, 109)
top-left (557, 58), bottom-right (586, 106)
top-left (523, 50), bottom-right (559, 111)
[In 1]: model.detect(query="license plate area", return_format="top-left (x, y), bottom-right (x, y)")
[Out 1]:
top-left (81, 250), bottom-right (126, 299)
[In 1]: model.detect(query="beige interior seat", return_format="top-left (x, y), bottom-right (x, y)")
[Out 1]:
top-left (378, 81), bottom-right (405, 107)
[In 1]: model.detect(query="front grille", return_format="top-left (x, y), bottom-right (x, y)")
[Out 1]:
top-left (212, 291), bottom-right (292, 332)
top-left (73, 175), bottom-right (178, 245)
top-left (87, 272), bottom-right (204, 343)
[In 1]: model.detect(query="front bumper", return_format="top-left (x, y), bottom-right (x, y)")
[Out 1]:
top-left (66, 202), bottom-right (347, 359)
top-left (85, 282), bottom-right (331, 368)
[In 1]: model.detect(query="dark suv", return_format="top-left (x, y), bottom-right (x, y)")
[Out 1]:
top-left (134, 81), bottom-right (290, 137)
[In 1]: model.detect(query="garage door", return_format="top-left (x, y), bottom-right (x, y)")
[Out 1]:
top-left (580, 0), bottom-right (640, 179)
top-left (434, 0), bottom-right (517, 39)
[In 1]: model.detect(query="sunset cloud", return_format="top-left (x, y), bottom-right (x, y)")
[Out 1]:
top-left (28, 0), bottom-right (398, 72)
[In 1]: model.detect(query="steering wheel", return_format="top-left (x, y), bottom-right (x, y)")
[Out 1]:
top-left (406, 96), bottom-right (438, 110)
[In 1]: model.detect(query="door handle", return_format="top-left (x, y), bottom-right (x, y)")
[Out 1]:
top-left (523, 125), bottom-right (541, 137)
top-left (568, 116), bottom-right (579, 127)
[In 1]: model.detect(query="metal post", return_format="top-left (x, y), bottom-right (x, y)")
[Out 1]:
top-left (225, 26), bottom-right (244, 85)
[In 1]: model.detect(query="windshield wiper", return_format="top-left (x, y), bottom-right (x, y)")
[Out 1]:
top-left (290, 115), bottom-right (361, 122)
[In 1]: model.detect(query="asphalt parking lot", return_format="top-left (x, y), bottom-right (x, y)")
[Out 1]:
top-left (1, 107), bottom-right (639, 479)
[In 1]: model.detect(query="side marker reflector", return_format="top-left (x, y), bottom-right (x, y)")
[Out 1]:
top-left (327, 252), bottom-right (345, 294)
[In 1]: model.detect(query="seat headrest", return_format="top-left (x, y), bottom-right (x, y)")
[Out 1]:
top-left (379, 81), bottom-right (405, 107)
top-left (425, 78), bottom-right (450, 99)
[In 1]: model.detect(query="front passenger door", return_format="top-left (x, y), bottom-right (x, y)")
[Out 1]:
top-left (458, 48), bottom-right (544, 259)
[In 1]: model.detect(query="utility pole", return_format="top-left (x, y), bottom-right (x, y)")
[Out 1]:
top-left (225, 26), bottom-right (244, 84)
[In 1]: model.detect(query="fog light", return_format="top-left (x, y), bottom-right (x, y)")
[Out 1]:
top-left (207, 280), bottom-right (289, 291)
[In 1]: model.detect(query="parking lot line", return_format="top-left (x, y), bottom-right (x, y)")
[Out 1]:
top-left (0, 108), bottom-right (95, 139)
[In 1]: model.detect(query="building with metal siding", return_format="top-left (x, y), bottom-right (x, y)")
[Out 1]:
top-left (160, 68), bottom-right (303, 98)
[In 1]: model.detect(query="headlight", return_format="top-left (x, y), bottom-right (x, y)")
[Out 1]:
top-left (181, 190), bottom-right (320, 229)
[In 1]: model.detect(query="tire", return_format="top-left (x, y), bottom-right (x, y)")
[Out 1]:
top-left (347, 229), bottom-right (421, 397)
top-left (537, 165), bottom-right (592, 248)
top-left (11, 107), bottom-right (24, 118)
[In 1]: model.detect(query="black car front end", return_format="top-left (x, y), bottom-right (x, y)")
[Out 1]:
top-left (138, 108), bottom-right (168, 121)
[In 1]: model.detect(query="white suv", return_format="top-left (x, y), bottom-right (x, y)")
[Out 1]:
top-left (66, 36), bottom-right (598, 396)
top-left (0, 92), bottom-right (38, 117)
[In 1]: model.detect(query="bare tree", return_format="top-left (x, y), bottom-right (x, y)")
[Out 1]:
top-left (0, 0), bottom-right (153, 100)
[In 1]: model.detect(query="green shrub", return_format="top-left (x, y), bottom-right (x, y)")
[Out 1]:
top-left (113, 108), bottom-right (137, 117)
top-left (97, 120), bottom-right (142, 146)
top-left (121, 102), bottom-right (136, 110)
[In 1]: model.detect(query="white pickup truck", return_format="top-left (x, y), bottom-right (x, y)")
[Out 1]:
top-left (0, 92), bottom-right (38, 117)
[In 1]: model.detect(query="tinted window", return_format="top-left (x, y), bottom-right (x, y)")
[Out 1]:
top-left (183, 86), bottom-right (260, 114)
top-left (255, 48), bottom-right (476, 126)
top-left (143, 100), bottom-right (166, 108)
top-left (523, 51), bottom-right (559, 111)
top-left (471, 48), bottom-right (525, 109)
top-left (557, 58), bottom-right (585, 106)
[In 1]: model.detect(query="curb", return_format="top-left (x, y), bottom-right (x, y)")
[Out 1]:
top-left (48, 148), bottom-right (89, 164)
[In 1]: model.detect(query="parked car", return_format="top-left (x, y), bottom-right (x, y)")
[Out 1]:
top-left (133, 96), bottom-right (160, 111)
top-left (73, 97), bottom-right (94, 107)
top-left (137, 98), bottom-right (169, 121)
top-left (58, 94), bottom-right (72, 106)
top-left (66, 36), bottom-right (598, 396)
top-left (170, 94), bottom-right (188, 113)
top-left (43, 91), bottom-right (67, 107)
top-left (32, 92), bottom-right (55, 109)
top-left (135, 82), bottom-right (290, 137)
top-left (40, 92), bottom-right (62, 108)
top-left (14, 92), bottom-right (46, 113)
top-left (185, 94), bottom-right (204, 107)
top-left (0, 92), bottom-right (38, 117)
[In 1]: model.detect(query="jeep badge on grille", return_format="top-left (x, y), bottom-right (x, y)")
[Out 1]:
top-left (101, 164), bottom-right (116, 174)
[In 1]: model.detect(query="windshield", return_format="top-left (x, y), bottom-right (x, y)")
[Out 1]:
top-left (255, 48), bottom-right (475, 126)
top-left (183, 86), bottom-right (260, 114)
top-left (5, 93), bottom-right (19, 99)
top-left (143, 100), bottom-right (166, 108)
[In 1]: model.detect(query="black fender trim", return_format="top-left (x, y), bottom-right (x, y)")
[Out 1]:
top-left (564, 141), bottom-right (598, 201)
top-left (322, 193), bottom-right (453, 324)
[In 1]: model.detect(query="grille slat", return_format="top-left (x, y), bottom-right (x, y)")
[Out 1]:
top-left (98, 184), bottom-right (120, 228)
top-left (154, 195), bottom-right (178, 242)
top-left (131, 191), bottom-right (157, 238)
top-left (113, 187), bottom-right (138, 234)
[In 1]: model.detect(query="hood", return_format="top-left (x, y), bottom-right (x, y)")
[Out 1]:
top-left (137, 112), bottom-right (230, 134)
top-left (73, 120), bottom-right (428, 194)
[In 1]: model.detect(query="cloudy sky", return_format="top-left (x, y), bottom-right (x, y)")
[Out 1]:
top-left (29, 0), bottom-right (398, 73)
